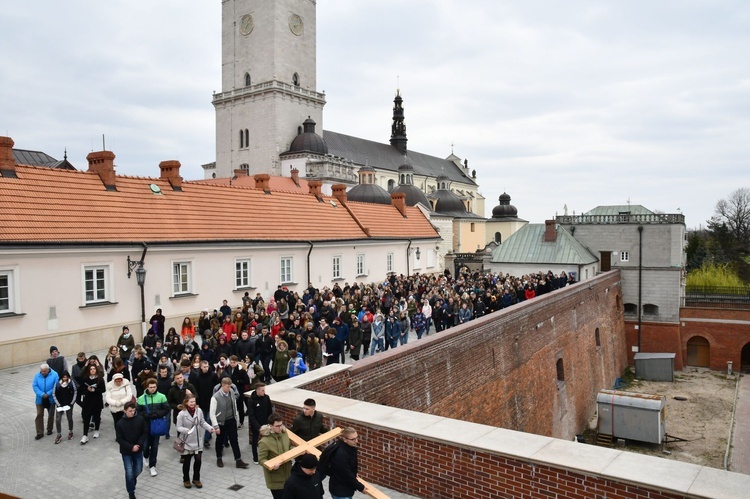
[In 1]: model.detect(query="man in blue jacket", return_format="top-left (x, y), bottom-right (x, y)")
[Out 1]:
top-left (32, 363), bottom-right (59, 440)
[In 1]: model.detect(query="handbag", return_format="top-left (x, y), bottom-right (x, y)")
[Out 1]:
top-left (145, 397), bottom-right (168, 436)
top-left (172, 434), bottom-right (186, 453)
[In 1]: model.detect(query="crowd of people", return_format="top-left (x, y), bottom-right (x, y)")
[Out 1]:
top-left (31, 268), bottom-right (570, 498)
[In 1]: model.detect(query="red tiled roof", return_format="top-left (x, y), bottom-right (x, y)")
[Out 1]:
top-left (0, 165), bottom-right (439, 243)
top-left (194, 175), bottom-right (309, 192)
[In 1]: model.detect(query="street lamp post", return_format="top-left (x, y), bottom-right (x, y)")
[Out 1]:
top-left (127, 250), bottom-right (148, 329)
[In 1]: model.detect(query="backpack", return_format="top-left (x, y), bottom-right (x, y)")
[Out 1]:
top-left (317, 440), bottom-right (342, 477)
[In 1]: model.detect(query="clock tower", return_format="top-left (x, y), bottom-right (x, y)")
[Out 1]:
top-left (210, 0), bottom-right (325, 178)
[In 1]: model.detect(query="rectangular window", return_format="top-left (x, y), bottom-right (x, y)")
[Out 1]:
top-left (621, 251), bottom-right (630, 262)
top-left (357, 254), bottom-right (365, 276)
top-left (332, 255), bottom-right (342, 279)
top-left (235, 259), bottom-right (251, 288)
top-left (84, 266), bottom-right (109, 304)
top-left (280, 257), bottom-right (293, 284)
top-left (0, 270), bottom-right (12, 313)
top-left (173, 262), bottom-right (191, 295)
top-left (470, 222), bottom-right (476, 232)
top-left (386, 253), bottom-right (394, 273)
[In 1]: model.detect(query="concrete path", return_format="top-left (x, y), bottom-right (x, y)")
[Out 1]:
top-left (729, 374), bottom-right (750, 474)
top-left (0, 348), bottom-right (419, 499)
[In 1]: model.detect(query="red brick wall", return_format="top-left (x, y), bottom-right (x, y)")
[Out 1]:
top-left (300, 272), bottom-right (628, 440)
top-left (625, 309), bottom-right (750, 372)
top-left (273, 405), bottom-right (688, 499)
top-left (679, 307), bottom-right (750, 371)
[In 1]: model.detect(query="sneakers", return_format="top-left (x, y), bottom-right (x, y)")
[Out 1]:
top-left (150, 467), bottom-right (157, 477)
top-left (68, 432), bottom-right (74, 440)
top-left (192, 480), bottom-right (203, 489)
top-left (93, 431), bottom-right (99, 439)
top-left (80, 435), bottom-right (89, 445)
top-left (204, 440), bottom-right (211, 448)
top-left (55, 434), bottom-right (62, 444)
top-left (217, 458), bottom-right (224, 468)
top-left (183, 481), bottom-right (192, 488)
top-left (236, 459), bottom-right (249, 469)
top-left (253, 460), bottom-right (259, 465)
top-left (237, 423), bottom-right (243, 430)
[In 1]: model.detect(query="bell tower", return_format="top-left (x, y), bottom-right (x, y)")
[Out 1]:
top-left (211, 0), bottom-right (325, 178)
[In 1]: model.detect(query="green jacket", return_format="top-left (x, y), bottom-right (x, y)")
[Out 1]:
top-left (258, 425), bottom-right (292, 489)
top-left (136, 391), bottom-right (170, 421)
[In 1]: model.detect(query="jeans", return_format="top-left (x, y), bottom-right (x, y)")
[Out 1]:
top-left (250, 425), bottom-right (261, 461)
top-left (35, 403), bottom-right (54, 435)
top-left (399, 333), bottom-right (408, 346)
top-left (142, 433), bottom-right (160, 468)
top-left (369, 337), bottom-right (383, 356)
top-left (121, 451), bottom-right (143, 495)
top-left (55, 406), bottom-right (74, 434)
top-left (416, 327), bottom-right (426, 340)
top-left (216, 417), bottom-right (241, 461)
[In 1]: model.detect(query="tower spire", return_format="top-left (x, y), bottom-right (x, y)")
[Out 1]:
top-left (390, 89), bottom-right (408, 154)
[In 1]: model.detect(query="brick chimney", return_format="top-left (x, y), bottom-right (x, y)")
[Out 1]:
top-left (159, 160), bottom-right (182, 190)
top-left (544, 220), bottom-right (557, 242)
top-left (233, 168), bottom-right (248, 177)
top-left (254, 173), bottom-right (270, 192)
top-left (87, 150), bottom-right (117, 190)
top-left (290, 168), bottom-right (300, 187)
top-left (0, 136), bottom-right (17, 178)
top-left (308, 180), bottom-right (322, 199)
top-left (391, 192), bottom-right (407, 217)
top-left (331, 183), bottom-right (347, 204)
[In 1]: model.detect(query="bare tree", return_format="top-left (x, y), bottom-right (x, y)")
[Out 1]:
top-left (714, 187), bottom-right (750, 250)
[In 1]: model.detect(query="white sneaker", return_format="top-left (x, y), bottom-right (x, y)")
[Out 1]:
top-left (93, 431), bottom-right (100, 439)
top-left (80, 435), bottom-right (89, 445)
top-left (150, 467), bottom-right (157, 477)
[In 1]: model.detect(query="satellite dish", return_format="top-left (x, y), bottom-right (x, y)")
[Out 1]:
top-left (150, 184), bottom-right (162, 194)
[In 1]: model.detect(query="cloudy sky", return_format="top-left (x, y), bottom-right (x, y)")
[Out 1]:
top-left (2, 1), bottom-right (748, 228)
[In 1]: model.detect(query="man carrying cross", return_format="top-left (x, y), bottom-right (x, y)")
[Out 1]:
top-left (329, 427), bottom-right (367, 499)
top-left (258, 413), bottom-right (292, 498)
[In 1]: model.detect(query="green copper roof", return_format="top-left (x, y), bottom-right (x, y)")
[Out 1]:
top-left (491, 224), bottom-right (598, 265)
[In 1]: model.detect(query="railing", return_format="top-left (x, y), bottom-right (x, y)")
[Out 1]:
top-left (555, 213), bottom-right (685, 225)
top-left (305, 162), bottom-right (357, 183)
top-left (685, 285), bottom-right (750, 308)
top-left (212, 80), bottom-right (326, 103)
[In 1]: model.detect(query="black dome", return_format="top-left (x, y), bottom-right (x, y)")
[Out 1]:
top-left (347, 183), bottom-right (392, 205)
top-left (288, 117), bottom-right (328, 155)
top-left (433, 189), bottom-right (467, 215)
top-left (392, 184), bottom-right (430, 208)
top-left (492, 192), bottom-right (519, 218)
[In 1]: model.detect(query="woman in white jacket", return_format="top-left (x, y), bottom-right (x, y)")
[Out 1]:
top-left (176, 393), bottom-right (214, 489)
top-left (105, 372), bottom-right (133, 427)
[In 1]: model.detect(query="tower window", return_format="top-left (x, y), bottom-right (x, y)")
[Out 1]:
top-left (292, 73), bottom-right (300, 86)
top-left (239, 129), bottom-right (249, 149)
top-left (556, 358), bottom-right (565, 382)
top-left (245, 72), bottom-right (251, 87)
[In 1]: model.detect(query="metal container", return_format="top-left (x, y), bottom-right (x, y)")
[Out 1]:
top-left (597, 390), bottom-right (666, 444)
top-left (634, 352), bottom-right (675, 382)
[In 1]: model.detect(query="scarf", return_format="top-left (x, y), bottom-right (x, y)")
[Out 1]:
top-left (187, 406), bottom-right (196, 417)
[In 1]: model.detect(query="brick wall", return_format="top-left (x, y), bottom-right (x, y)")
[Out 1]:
top-left (679, 307), bottom-right (750, 371)
top-left (300, 272), bottom-right (627, 440)
top-left (273, 405), bottom-right (688, 499)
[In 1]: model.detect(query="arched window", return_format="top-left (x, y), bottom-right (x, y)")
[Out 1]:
top-left (494, 232), bottom-right (502, 243)
top-left (297, 125), bottom-right (303, 136)
top-left (245, 72), bottom-right (251, 87)
top-left (387, 179), bottom-right (395, 192)
top-left (556, 358), bottom-right (565, 382)
top-left (244, 129), bottom-right (249, 148)
top-left (624, 303), bottom-right (637, 315)
top-left (292, 73), bottom-right (300, 86)
top-left (240, 163), bottom-right (249, 172)
top-left (595, 327), bottom-right (601, 347)
top-left (239, 130), bottom-right (244, 149)
top-left (643, 304), bottom-right (659, 316)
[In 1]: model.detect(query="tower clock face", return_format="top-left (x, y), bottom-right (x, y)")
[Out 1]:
top-left (240, 14), bottom-right (254, 36)
top-left (289, 14), bottom-right (303, 35)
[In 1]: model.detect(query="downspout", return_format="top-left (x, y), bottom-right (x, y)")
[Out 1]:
top-left (638, 226), bottom-right (643, 353)
top-left (406, 240), bottom-right (412, 277)
top-left (307, 241), bottom-right (314, 288)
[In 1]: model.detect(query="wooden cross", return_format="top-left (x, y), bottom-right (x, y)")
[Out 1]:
top-left (262, 426), bottom-right (390, 499)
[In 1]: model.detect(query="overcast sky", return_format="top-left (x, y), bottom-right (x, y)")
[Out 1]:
top-left (2, 1), bottom-right (748, 229)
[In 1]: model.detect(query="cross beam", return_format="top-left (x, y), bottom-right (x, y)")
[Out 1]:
top-left (263, 426), bottom-right (390, 499)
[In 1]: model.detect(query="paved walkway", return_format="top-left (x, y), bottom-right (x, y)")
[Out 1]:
top-left (0, 345), bottom-right (420, 499)
top-left (729, 374), bottom-right (750, 474)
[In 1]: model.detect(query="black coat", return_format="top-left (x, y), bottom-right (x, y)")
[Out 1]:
top-left (115, 413), bottom-right (148, 455)
top-left (282, 463), bottom-right (324, 499)
top-left (329, 442), bottom-right (365, 496)
top-left (248, 391), bottom-right (274, 432)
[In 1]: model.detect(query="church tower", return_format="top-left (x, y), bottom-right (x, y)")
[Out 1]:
top-left (210, 0), bottom-right (325, 178)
